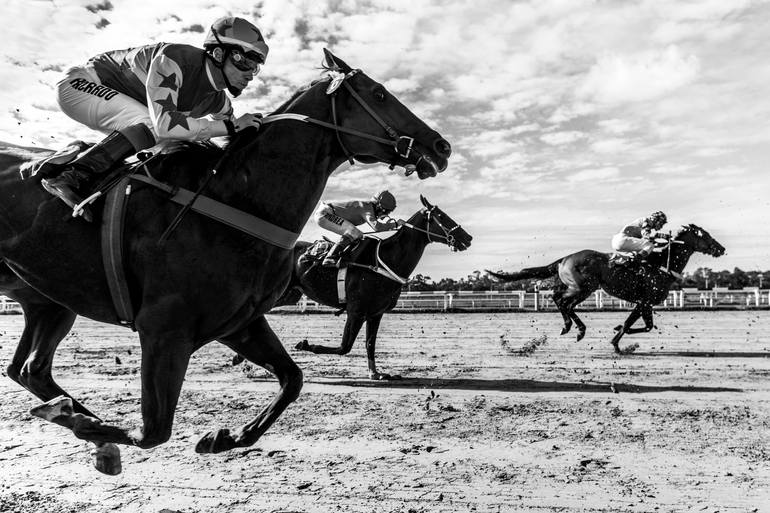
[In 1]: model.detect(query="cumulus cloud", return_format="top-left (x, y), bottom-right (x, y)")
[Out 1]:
top-left (1, 0), bottom-right (769, 277)
top-left (578, 46), bottom-right (700, 104)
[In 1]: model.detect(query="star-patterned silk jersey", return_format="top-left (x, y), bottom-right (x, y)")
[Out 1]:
top-left (89, 43), bottom-right (233, 141)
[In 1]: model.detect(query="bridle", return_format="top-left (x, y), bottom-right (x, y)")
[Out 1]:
top-left (400, 206), bottom-right (463, 250)
top-left (261, 70), bottom-right (436, 175)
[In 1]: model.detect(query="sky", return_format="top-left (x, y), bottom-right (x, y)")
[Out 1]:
top-left (1, 0), bottom-right (769, 280)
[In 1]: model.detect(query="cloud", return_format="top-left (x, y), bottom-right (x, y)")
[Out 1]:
top-left (578, 46), bottom-right (700, 104)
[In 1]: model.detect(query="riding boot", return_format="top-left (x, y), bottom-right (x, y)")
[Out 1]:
top-left (41, 124), bottom-right (155, 222)
top-left (322, 235), bottom-right (354, 267)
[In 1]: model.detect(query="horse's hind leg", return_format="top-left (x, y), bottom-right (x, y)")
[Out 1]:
top-left (557, 289), bottom-right (593, 341)
top-left (295, 313), bottom-right (364, 356)
top-left (8, 293), bottom-right (124, 474)
top-left (7, 294), bottom-right (106, 418)
top-left (197, 315), bottom-right (303, 454)
top-left (34, 328), bottom-right (194, 449)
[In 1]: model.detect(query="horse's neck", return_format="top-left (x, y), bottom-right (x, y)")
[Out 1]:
top-left (208, 88), bottom-right (348, 234)
top-left (379, 223), bottom-right (431, 277)
top-left (657, 241), bottom-right (694, 273)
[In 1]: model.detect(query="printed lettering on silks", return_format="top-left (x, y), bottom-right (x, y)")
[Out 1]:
top-left (69, 78), bottom-right (120, 100)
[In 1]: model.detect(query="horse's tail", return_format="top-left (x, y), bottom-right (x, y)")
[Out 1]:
top-left (486, 260), bottom-right (561, 282)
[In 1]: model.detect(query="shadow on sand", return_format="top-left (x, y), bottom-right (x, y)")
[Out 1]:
top-left (314, 377), bottom-right (742, 394)
top-left (629, 351), bottom-right (770, 358)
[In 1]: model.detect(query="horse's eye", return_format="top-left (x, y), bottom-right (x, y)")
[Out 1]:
top-left (373, 88), bottom-right (386, 102)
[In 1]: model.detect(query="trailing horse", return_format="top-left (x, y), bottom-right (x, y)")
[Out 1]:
top-left (276, 195), bottom-right (471, 380)
top-left (488, 224), bottom-right (724, 353)
top-left (0, 49), bottom-right (452, 474)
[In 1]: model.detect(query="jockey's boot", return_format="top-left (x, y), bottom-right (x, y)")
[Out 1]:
top-left (41, 124), bottom-right (155, 222)
top-left (322, 235), bottom-right (354, 267)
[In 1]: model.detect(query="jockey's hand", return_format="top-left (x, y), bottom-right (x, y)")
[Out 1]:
top-left (234, 112), bottom-right (264, 132)
top-left (396, 219), bottom-right (406, 227)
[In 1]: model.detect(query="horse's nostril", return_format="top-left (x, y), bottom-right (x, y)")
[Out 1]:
top-left (434, 139), bottom-right (452, 158)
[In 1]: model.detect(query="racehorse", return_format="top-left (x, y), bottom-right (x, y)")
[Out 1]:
top-left (487, 224), bottom-right (724, 353)
top-left (279, 195), bottom-right (471, 380)
top-left (0, 49), bottom-right (452, 474)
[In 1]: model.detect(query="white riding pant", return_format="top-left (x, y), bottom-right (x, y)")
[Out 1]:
top-left (314, 204), bottom-right (363, 241)
top-left (611, 234), bottom-right (654, 255)
top-left (56, 66), bottom-right (156, 138)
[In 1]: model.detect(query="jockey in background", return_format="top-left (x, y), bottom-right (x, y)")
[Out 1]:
top-left (315, 190), bottom-right (404, 267)
top-left (611, 211), bottom-right (668, 260)
top-left (42, 16), bottom-right (268, 221)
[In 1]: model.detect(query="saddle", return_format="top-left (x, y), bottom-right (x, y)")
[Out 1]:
top-left (299, 238), bottom-right (372, 268)
top-left (609, 251), bottom-right (640, 266)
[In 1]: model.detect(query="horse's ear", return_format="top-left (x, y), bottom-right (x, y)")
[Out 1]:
top-left (420, 195), bottom-right (433, 209)
top-left (323, 48), bottom-right (352, 73)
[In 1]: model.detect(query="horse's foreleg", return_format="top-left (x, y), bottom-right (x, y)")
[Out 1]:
top-left (364, 314), bottom-right (398, 380)
top-left (611, 304), bottom-right (644, 352)
top-left (197, 316), bottom-right (303, 454)
top-left (624, 304), bottom-right (655, 335)
top-left (295, 314), bottom-right (364, 355)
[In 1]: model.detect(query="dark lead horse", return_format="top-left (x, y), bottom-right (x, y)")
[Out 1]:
top-left (279, 195), bottom-right (471, 380)
top-left (488, 224), bottom-right (724, 353)
top-left (0, 49), bottom-right (451, 474)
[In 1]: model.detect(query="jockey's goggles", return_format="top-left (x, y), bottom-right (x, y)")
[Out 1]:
top-left (229, 49), bottom-right (262, 75)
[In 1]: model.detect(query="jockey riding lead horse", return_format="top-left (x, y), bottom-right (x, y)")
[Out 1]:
top-left (0, 49), bottom-right (452, 474)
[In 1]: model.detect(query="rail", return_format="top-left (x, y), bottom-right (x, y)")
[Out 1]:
top-left (3, 287), bottom-right (769, 315)
top-left (272, 287), bottom-right (770, 313)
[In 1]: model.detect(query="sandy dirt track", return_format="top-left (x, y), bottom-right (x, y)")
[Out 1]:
top-left (0, 310), bottom-right (768, 512)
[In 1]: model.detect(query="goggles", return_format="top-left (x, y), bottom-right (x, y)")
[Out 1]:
top-left (230, 49), bottom-right (262, 75)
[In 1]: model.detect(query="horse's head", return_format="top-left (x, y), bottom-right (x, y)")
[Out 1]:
top-left (405, 195), bottom-right (472, 251)
top-left (675, 224), bottom-right (725, 257)
top-left (320, 49), bottom-right (451, 179)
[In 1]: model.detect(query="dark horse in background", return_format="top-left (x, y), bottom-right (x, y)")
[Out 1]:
top-left (0, 49), bottom-right (452, 474)
top-left (488, 224), bottom-right (724, 353)
top-left (277, 195), bottom-right (471, 380)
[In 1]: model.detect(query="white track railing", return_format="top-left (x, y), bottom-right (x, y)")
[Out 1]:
top-left (3, 288), bottom-right (768, 315)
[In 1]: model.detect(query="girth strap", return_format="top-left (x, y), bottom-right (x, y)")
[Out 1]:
top-left (130, 173), bottom-right (299, 249)
top-left (101, 176), bottom-right (136, 329)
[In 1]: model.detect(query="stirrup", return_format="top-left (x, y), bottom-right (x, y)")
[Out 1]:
top-left (72, 191), bottom-right (103, 218)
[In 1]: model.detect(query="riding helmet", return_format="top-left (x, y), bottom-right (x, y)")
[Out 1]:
top-left (373, 190), bottom-right (397, 212)
top-left (204, 17), bottom-right (269, 64)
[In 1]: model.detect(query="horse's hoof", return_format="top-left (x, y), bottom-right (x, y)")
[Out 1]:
top-left (294, 340), bottom-right (309, 351)
top-left (576, 331), bottom-right (585, 342)
top-left (613, 325), bottom-right (623, 332)
top-left (90, 443), bottom-right (122, 475)
top-left (231, 354), bottom-right (245, 366)
top-left (30, 396), bottom-right (73, 421)
top-left (369, 372), bottom-right (401, 381)
top-left (560, 327), bottom-right (570, 335)
top-left (195, 428), bottom-right (236, 454)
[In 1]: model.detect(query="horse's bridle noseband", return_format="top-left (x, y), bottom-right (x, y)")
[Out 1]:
top-left (328, 71), bottom-right (433, 173)
top-left (401, 205), bottom-right (463, 250)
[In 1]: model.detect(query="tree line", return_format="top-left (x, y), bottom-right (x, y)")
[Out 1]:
top-left (404, 268), bottom-right (770, 292)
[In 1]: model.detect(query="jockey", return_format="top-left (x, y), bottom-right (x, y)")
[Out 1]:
top-left (611, 211), bottom-right (668, 259)
top-left (314, 190), bottom-right (403, 267)
top-left (42, 16), bottom-right (268, 221)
